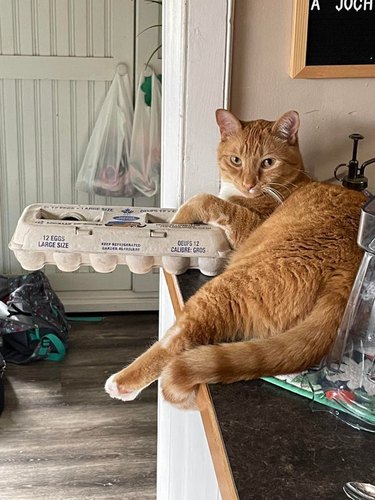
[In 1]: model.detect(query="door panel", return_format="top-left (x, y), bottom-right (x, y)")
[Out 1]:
top-left (0, 0), bottom-right (160, 310)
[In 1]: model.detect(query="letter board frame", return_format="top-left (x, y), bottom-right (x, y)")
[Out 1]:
top-left (290, 0), bottom-right (375, 78)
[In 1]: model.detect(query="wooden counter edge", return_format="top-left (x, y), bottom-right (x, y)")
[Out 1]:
top-left (163, 271), bottom-right (239, 500)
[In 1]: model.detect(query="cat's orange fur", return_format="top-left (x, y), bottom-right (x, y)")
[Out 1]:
top-left (105, 109), bottom-right (366, 410)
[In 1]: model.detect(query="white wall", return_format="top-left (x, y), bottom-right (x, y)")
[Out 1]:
top-left (231, 0), bottom-right (375, 186)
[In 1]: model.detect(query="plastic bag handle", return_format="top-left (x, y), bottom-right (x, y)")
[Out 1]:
top-left (7, 303), bottom-right (32, 318)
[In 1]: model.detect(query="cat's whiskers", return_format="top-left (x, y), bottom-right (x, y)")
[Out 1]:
top-left (273, 179), bottom-right (297, 189)
top-left (268, 181), bottom-right (294, 194)
top-left (261, 186), bottom-right (284, 204)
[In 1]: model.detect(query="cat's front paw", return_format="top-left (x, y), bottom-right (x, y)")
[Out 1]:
top-left (171, 193), bottom-right (217, 225)
top-left (171, 202), bottom-right (199, 225)
top-left (104, 374), bottom-right (141, 402)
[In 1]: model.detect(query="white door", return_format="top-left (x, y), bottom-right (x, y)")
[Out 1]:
top-left (0, 0), bottom-right (161, 312)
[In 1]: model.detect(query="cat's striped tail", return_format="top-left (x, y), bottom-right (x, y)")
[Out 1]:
top-left (161, 280), bottom-right (349, 409)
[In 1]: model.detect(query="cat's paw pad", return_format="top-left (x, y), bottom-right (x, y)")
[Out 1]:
top-left (104, 374), bottom-right (141, 402)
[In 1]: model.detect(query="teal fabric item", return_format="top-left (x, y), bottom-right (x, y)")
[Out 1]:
top-left (40, 334), bottom-right (66, 361)
top-left (67, 316), bottom-right (104, 322)
top-left (141, 74), bottom-right (162, 106)
top-left (30, 329), bottom-right (66, 361)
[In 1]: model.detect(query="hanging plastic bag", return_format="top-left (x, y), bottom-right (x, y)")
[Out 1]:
top-left (129, 70), bottom-right (161, 197)
top-left (75, 68), bottom-right (134, 197)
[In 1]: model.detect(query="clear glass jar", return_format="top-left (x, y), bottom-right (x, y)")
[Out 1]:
top-left (315, 197), bottom-right (375, 432)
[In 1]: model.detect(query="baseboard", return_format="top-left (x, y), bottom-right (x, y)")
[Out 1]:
top-left (58, 289), bottom-right (159, 313)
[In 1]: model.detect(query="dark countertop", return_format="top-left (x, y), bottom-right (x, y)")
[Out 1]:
top-left (177, 270), bottom-right (375, 500)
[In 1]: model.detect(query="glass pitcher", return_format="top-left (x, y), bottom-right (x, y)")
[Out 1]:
top-left (315, 196), bottom-right (375, 431)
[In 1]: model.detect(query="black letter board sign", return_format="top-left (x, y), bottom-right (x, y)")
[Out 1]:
top-left (290, 0), bottom-right (375, 78)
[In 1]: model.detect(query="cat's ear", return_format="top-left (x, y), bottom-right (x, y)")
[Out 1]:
top-left (216, 109), bottom-right (242, 139)
top-left (272, 111), bottom-right (300, 145)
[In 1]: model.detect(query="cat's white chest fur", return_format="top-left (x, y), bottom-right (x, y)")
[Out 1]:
top-left (218, 181), bottom-right (244, 200)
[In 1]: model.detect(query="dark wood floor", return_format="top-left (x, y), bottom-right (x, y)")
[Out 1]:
top-left (0, 312), bottom-right (158, 500)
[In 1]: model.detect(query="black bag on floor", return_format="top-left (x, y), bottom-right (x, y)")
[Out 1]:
top-left (0, 271), bottom-right (70, 364)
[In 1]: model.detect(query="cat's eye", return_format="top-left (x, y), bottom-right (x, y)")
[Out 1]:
top-left (261, 158), bottom-right (275, 169)
top-left (230, 156), bottom-right (242, 166)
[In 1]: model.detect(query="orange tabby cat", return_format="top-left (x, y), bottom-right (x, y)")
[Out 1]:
top-left (105, 109), bottom-right (366, 409)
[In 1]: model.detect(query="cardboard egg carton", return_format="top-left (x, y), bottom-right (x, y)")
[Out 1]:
top-left (9, 203), bottom-right (232, 276)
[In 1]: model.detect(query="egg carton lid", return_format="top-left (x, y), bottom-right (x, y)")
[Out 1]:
top-left (9, 203), bottom-right (232, 276)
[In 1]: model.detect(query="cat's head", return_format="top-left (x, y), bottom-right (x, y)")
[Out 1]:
top-left (216, 109), bottom-right (305, 201)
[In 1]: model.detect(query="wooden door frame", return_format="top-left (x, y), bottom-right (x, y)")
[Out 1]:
top-left (158, 1), bottom-right (234, 498)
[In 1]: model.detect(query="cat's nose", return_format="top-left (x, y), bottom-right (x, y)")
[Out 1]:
top-left (243, 182), bottom-right (255, 192)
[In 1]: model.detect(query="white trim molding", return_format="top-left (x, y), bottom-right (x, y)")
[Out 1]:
top-left (161, 0), bottom-right (234, 207)
top-left (58, 290), bottom-right (159, 313)
top-left (160, 0), bottom-right (187, 209)
top-left (158, 1), bottom-right (234, 499)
